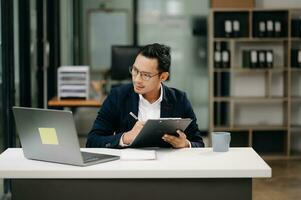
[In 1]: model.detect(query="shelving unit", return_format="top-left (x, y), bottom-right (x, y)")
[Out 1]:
top-left (209, 8), bottom-right (301, 159)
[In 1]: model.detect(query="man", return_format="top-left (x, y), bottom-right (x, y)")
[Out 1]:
top-left (86, 43), bottom-right (204, 148)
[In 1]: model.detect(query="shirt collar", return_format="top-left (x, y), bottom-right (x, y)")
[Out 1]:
top-left (139, 84), bottom-right (163, 105)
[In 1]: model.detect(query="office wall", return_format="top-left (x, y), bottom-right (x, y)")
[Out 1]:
top-left (138, 0), bottom-right (209, 129)
top-left (81, 0), bottom-right (134, 66)
top-left (60, 0), bottom-right (74, 66)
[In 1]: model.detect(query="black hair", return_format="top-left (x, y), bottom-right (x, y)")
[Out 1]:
top-left (139, 43), bottom-right (171, 73)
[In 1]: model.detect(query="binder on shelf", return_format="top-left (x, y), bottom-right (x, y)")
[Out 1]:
top-left (266, 20), bottom-right (274, 37)
top-left (232, 20), bottom-right (240, 37)
top-left (252, 10), bottom-right (288, 38)
top-left (242, 50), bottom-right (274, 69)
top-left (258, 21), bottom-right (266, 37)
top-left (274, 21), bottom-right (282, 37)
top-left (258, 50), bottom-right (266, 68)
top-left (213, 11), bottom-right (249, 38)
top-left (266, 50), bottom-right (273, 68)
top-left (291, 19), bottom-right (301, 37)
top-left (242, 50), bottom-right (251, 68)
top-left (214, 72), bottom-right (230, 97)
top-left (214, 72), bottom-right (221, 97)
top-left (222, 50), bottom-right (230, 68)
top-left (291, 49), bottom-right (301, 68)
top-left (214, 102), bottom-right (229, 127)
top-left (214, 42), bottom-right (222, 68)
top-left (250, 50), bottom-right (258, 68)
top-left (221, 72), bottom-right (230, 97)
top-left (220, 102), bottom-right (229, 126)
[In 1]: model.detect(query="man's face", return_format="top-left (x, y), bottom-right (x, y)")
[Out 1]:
top-left (131, 54), bottom-right (165, 95)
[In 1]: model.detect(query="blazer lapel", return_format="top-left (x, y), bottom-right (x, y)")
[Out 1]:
top-left (128, 89), bottom-right (139, 127)
top-left (160, 85), bottom-right (175, 118)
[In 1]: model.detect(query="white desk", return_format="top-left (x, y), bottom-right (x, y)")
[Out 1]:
top-left (0, 148), bottom-right (271, 200)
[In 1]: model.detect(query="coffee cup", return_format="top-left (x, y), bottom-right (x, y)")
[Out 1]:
top-left (212, 132), bottom-right (231, 152)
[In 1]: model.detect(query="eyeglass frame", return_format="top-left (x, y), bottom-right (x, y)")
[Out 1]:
top-left (129, 65), bottom-right (162, 81)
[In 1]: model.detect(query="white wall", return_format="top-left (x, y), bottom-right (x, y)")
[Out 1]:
top-left (138, 0), bottom-right (209, 129)
top-left (60, 0), bottom-right (74, 65)
top-left (81, 0), bottom-right (133, 65)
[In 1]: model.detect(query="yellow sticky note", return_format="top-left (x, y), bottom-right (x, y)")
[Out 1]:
top-left (38, 128), bottom-right (59, 145)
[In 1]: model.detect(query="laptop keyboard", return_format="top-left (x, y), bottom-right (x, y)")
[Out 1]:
top-left (81, 151), bottom-right (118, 163)
top-left (81, 152), bottom-right (101, 162)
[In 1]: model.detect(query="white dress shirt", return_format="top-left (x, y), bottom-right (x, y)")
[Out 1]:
top-left (120, 85), bottom-right (191, 147)
top-left (137, 85), bottom-right (163, 122)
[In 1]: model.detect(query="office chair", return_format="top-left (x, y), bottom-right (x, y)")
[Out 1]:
top-left (106, 45), bottom-right (141, 92)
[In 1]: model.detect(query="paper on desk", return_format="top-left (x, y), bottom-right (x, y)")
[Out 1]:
top-left (120, 149), bottom-right (157, 160)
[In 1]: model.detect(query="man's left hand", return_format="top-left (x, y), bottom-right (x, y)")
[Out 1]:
top-left (162, 130), bottom-right (190, 148)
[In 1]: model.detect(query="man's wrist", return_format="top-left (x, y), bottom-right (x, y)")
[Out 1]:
top-left (122, 131), bottom-right (131, 145)
top-left (186, 139), bottom-right (191, 148)
top-left (119, 133), bottom-right (129, 147)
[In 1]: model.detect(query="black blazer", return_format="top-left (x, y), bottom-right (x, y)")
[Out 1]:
top-left (86, 84), bottom-right (204, 148)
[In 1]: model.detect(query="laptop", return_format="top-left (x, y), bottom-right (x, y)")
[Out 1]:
top-left (13, 106), bottom-right (120, 166)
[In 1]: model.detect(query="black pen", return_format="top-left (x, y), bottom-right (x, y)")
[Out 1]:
top-left (129, 112), bottom-right (138, 121)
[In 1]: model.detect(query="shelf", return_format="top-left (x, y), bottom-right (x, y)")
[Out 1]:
top-left (213, 126), bottom-right (287, 131)
top-left (290, 68), bottom-right (301, 72)
top-left (214, 97), bottom-right (288, 102)
top-left (214, 37), bottom-right (250, 41)
top-left (261, 154), bottom-right (288, 160)
top-left (291, 97), bottom-right (301, 102)
top-left (233, 97), bottom-right (288, 102)
top-left (214, 37), bottom-right (288, 42)
top-left (213, 68), bottom-right (231, 72)
top-left (290, 37), bottom-right (301, 41)
top-left (288, 155), bottom-right (301, 160)
top-left (213, 97), bottom-right (231, 101)
top-left (289, 149), bottom-right (301, 158)
top-left (291, 125), bottom-right (301, 130)
top-left (212, 8), bottom-right (251, 12)
top-left (210, 8), bottom-right (301, 160)
top-left (213, 68), bottom-right (287, 72)
top-left (212, 8), bottom-right (290, 12)
top-left (236, 126), bottom-right (288, 131)
top-left (232, 68), bottom-right (287, 72)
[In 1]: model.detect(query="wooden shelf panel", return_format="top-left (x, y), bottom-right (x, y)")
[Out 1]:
top-left (214, 37), bottom-right (288, 42)
top-left (261, 154), bottom-right (289, 160)
top-left (291, 125), bottom-right (301, 130)
top-left (288, 155), bottom-right (301, 160)
top-left (289, 150), bottom-right (301, 159)
top-left (213, 97), bottom-right (288, 102)
top-left (236, 126), bottom-right (288, 131)
top-left (290, 38), bottom-right (301, 41)
top-left (213, 126), bottom-right (288, 131)
top-left (291, 97), bottom-right (301, 102)
top-left (213, 68), bottom-right (287, 72)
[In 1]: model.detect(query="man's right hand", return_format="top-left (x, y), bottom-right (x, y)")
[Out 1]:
top-left (122, 121), bottom-right (144, 145)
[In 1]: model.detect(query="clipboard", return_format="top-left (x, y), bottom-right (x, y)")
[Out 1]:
top-left (130, 118), bottom-right (192, 148)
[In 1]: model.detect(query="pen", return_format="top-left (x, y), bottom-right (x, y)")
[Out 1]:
top-left (129, 112), bottom-right (138, 120)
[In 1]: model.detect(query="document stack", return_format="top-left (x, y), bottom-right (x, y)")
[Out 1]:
top-left (58, 66), bottom-right (90, 99)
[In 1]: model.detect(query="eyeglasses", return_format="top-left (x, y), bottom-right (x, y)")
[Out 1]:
top-left (129, 66), bottom-right (161, 81)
